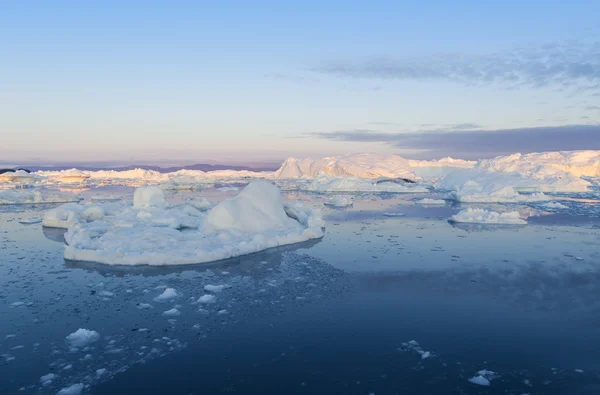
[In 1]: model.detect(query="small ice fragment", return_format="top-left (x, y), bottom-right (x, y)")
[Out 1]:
top-left (217, 309), bottom-right (228, 315)
top-left (468, 375), bottom-right (490, 386)
top-left (96, 368), bottom-right (106, 376)
top-left (204, 284), bottom-right (229, 293)
top-left (65, 329), bottom-right (100, 348)
top-left (57, 383), bottom-right (84, 395)
top-left (197, 294), bottom-right (216, 304)
top-left (154, 288), bottom-right (178, 302)
top-left (40, 373), bottom-right (56, 385)
top-left (163, 308), bottom-right (181, 316)
top-left (137, 303), bottom-right (153, 309)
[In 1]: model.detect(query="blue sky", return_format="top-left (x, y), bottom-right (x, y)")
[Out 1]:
top-left (1, 1), bottom-right (599, 164)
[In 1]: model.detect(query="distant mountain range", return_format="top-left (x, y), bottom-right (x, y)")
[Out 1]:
top-left (17, 163), bottom-right (279, 173)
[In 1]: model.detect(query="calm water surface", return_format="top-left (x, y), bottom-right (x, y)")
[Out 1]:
top-left (1, 186), bottom-right (600, 394)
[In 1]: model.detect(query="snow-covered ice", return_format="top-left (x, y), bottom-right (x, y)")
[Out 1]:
top-left (275, 153), bottom-right (417, 179)
top-left (65, 328), bottom-right (100, 348)
top-left (324, 195), bottom-right (354, 208)
top-left (416, 198), bottom-right (446, 205)
top-left (450, 208), bottom-right (527, 225)
top-left (52, 181), bottom-right (323, 265)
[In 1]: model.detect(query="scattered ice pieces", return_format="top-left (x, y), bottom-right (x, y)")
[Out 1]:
top-left (204, 284), bottom-right (229, 293)
top-left (65, 328), bottom-right (100, 348)
top-left (154, 288), bottom-right (179, 302)
top-left (137, 303), bottom-right (153, 309)
top-left (399, 340), bottom-right (433, 360)
top-left (197, 294), bottom-right (216, 304)
top-left (543, 202), bottom-right (569, 209)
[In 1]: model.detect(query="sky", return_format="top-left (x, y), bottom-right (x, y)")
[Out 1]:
top-left (1, 1), bottom-right (600, 165)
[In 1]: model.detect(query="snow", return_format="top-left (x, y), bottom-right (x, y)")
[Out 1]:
top-left (197, 294), bottom-right (216, 304)
top-left (0, 189), bottom-right (81, 205)
top-left (65, 328), bottom-right (100, 348)
top-left (154, 288), bottom-right (179, 301)
top-left (56, 383), bottom-right (85, 395)
top-left (450, 208), bottom-right (527, 225)
top-left (416, 198), bottom-right (446, 205)
top-left (324, 195), bottom-right (354, 208)
top-left (133, 186), bottom-right (166, 209)
top-left (275, 153), bottom-right (417, 179)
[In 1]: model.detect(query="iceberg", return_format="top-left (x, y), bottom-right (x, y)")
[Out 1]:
top-left (47, 181), bottom-right (323, 265)
top-left (275, 153), bottom-right (417, 180)
top-left (324, 195), bottom-right (354, 208)
top-left (306, 176), bottom-right (429, 193)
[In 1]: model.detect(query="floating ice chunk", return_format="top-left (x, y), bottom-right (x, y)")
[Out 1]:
top-left (468, 375), bottom-right (490, 386)
top-left (65, 329), bottom-right (100, 348)
top-left (217, 309), bottom-right (228, 315)
top-left (0, 189), bottom-right (81, 205)
top-left (185, 197), bottom-right (214, 211)
top-left (133, 186), bottom-right (166, 209)
top-left (543, 202), bottom-right (568, 209)
top-left (204, 284), bottom-right (229, 293)
top-left (197, 294), bottom-right (216, 304)
top-left (137, 303), bottom-right (153, 309)
top-left (10, 302), bottom-right (25, 307)
top-left (91, 195), bottom-right (121, 202)
top-left (57, 383), bottom-right (85, 395)
top-left (96, 368), bottom-right (106, 376)
top-left (450, 208), bottom-right (527, 225)
top-left (420, 351), bottom-right (431, 359)
top-left (218, 186), bottom-right (239, 192)
top-left (575, 369), bottom-right (584, 373)
top-left (163, 308), bottom-right (181, 317)
top-left (305, 176), bottom-right (427, 193)
top-left (154, 288), bottom-right (178, 302)
top-left (416, 198), bottom-right (445, 205)
top-left (99, 291), bottom-right (114, 297)
top-left (40, 373), bottom-right (56, 385)
top-left (324, 195), bottom-right (353, 208)
top-left (19, 217), bottom-right (42, 225)
top-left (383, 212), bottom-right (405, 217)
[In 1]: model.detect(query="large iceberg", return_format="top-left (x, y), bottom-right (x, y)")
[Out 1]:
top-left (44, 181), bottom-right (324, 266)
top-left (275, 153), bottom-right (417, 180)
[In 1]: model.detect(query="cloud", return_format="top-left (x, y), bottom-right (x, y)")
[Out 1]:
top-left (310, 124), bottom-right (600, 159)
top-left (586, 105), bottom-right (600, 110)
top-left (314, 40), bottom-right (600, 94)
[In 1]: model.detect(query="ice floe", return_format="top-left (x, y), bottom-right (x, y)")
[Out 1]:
top-left (324, 195), bottom-right (354, 208)
top-left (45, 181), bottom-right (323, 265)
top-left (0, 188), bottom-right (81, 205)
top-left (468, 370), bottom-right (498, 386)
top-left (416, 198), bottom-right (446, 205)
top-left (65, 329), bottom-right (100, 348)
top-left (305, 176), bottom-right (428, 193)
top-left (56, 383), bottom-right (85, 395)
top-left (154, 288), bottom-right (179, 301)
top-left (450, 208), bottom-right (527, 225)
